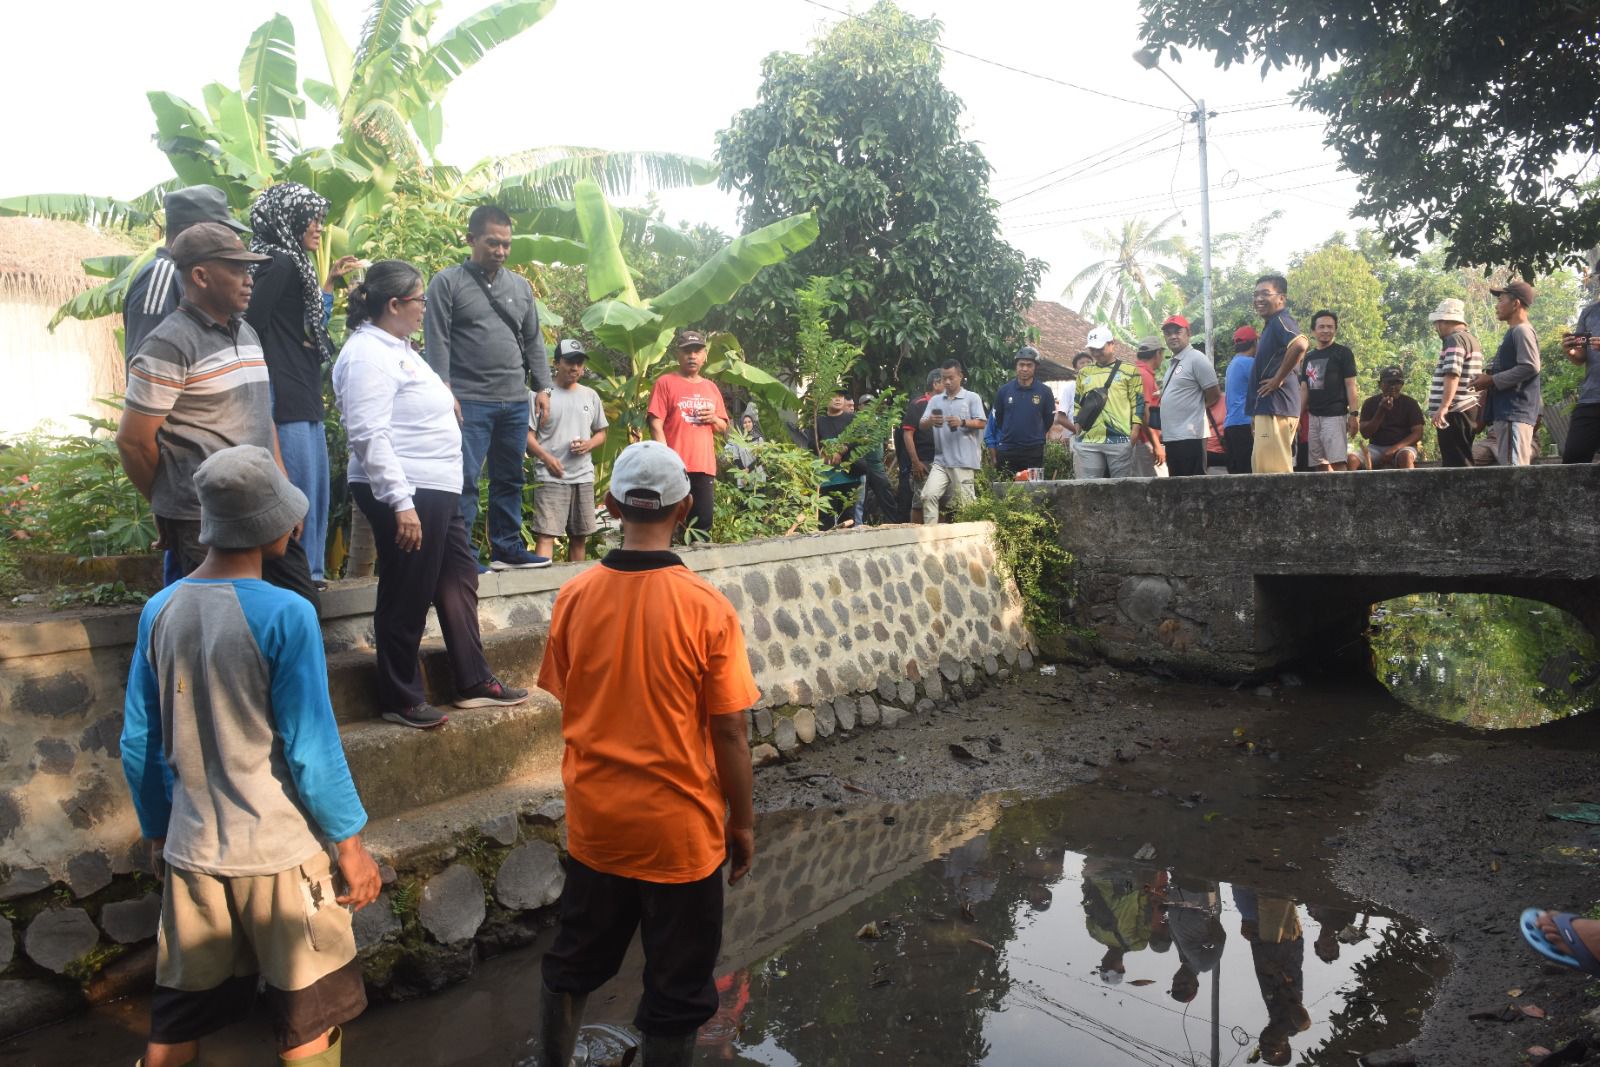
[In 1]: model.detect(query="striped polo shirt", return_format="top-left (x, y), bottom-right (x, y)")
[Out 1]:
top-left (125, 301), bottom-right (275, 520)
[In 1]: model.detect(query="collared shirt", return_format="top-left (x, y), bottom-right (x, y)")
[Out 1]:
top-left (1247, 309), bottom-right (1302, 418)
top-left (1158, 346), bottom-right (1219, 442)
top-left (122, 248), bottom-right (181, 359)
top-left (1428, 330), bottom-right (1483, 416)
top-left (924, 388), bottom-right (986, 469)
top-left (992, 379), bottom-right (1057, 450)
top-left (333, 323), bottom-right (463, 512)
top-left (1224, 354), bottom-right (1255, 427)
top-left (423, 260), bottom-right (552, 403)
top-left (124, 302), bottom-right (275, 520)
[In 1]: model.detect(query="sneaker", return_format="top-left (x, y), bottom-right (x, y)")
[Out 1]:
top-left (455, 677), bottom-right (530, 708)
top-left (382, 703), bottom-right (449, 729)
top-left (489, 548), bottom-right (552, 571)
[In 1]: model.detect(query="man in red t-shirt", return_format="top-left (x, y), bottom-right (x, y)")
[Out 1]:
top-left (647, 330), bottom-right (729, 539)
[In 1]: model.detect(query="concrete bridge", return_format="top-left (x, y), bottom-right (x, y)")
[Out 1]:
top-left (1036, 464), bottom-right (1600, 679)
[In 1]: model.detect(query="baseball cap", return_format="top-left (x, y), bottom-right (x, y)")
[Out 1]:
top-left (1232, 325), bottom-right (1258, 344)
top-left (610, 441), bottom-right (690, 511)
top-left (1379, 365), bottom-right (1406, 383)
top-left (1490, 280), bottom-right (1536, 307)
top-left (1161, 314), bottom-right (1191, 331)
top-left (554, 339), bottom-right (587, 362)
top-left (170, 222), bottom-right (271, 271)
top-left (1085, 326), bottom-right (1115, 349)
top-left (1427, 298), bottom-right (1468, 324)
top-left (676, 329), bottom-right (708, 349)
top-left (165, 185), bottom-right (248, 237)
top-left (1015, 345), bottom-right (1040, 363)
top-left (194, 445), bottom-right (308, 549)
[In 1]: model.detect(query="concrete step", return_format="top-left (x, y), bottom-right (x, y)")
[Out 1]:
top-left (328, 626), bottom-right (550, 726)
top-left (359, 774), bottom-right (566, 872)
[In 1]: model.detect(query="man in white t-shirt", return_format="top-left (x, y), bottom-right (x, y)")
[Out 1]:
top-left (1155, 316), bottom-right (1220, 477)
top-left (526, 340), bottom-right (608, 562)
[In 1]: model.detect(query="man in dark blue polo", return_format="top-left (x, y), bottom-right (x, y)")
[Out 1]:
top-left (991, 346), bottom-right (1057, 475)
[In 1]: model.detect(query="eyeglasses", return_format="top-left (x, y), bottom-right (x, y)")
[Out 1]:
top-left (398, 294), bottom-right (426, 305)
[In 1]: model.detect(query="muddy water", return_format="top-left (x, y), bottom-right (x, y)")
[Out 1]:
top-left (6, 786), bottom-right (1445, 1067)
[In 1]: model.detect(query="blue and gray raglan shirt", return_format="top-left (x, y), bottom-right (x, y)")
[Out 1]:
top-left (121, 578), bottom-right (366, 877)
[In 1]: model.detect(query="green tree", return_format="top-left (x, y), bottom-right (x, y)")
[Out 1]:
top-left (714, 1), bottom-right (1043, 396)
top-left (1287, 240), bottom-right (1390, 369)
top-left (1135, 0), bottom-right (1600, 273)
top-left (1064, 213), bottom-right (1182, 329)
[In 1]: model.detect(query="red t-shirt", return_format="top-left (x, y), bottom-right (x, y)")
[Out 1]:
top-left (648, 373), bottom-right (728, 475)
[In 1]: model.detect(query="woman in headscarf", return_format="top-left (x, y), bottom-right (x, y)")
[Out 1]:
top-left (723, 410), bottom-right (765, 472)
top-left (245, 181), bottom-right (360, 585)
top-left (332, 261), bottom-right (529, 729)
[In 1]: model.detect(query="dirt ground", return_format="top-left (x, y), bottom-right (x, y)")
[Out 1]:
top-left (756, 662), bottom-right (1600, 1066)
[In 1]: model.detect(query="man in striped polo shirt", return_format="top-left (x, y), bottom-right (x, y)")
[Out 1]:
top-left (116, 222), bottom-right (320, 606)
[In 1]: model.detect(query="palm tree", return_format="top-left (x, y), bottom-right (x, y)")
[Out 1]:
top-left (1062, 213), bottom-right (1183, 327)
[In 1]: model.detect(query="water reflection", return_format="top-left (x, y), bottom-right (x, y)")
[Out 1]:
top-left (719, 791), bottom-right (1444, 1067)
top-left (1369, 593), bottom-right (1600, 728)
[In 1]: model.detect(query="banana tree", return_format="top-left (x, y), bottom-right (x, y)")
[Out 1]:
top-left (564, 179), bottom-right (818, 468)
top-left (1, 0), bottom-right (714, 334)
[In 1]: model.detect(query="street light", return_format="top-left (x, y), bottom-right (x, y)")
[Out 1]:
top-left (1134, 47), bottom-right (1215, 359)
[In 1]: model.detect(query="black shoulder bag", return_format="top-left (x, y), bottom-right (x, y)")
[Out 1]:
top-left (1075, 362), bottom-right (1123, 433)
top-left (464, 268), bottom-right (527, 352)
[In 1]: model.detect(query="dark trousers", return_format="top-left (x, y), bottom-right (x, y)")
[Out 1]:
top-left (685, 472), bottom-right (716, 540)
top-left (895, 452), bottom-right (923, 517)
top-left (458, 399), bottom-right (529, 559)
top-left (542, 856), bottom-right (724, 1037)
top-left (1223, 425), bottom-right (1253, 474)
top-left (1436, 409), bottom-right (1479, 467)
top-left (1165, 438), bottom-right (1207, 477)
top-left (853, 452), bottom-right (899, 524)
top-left (160, 517), bottom-right (320, 611)
top-left (996, 443), bottom-right (1045, 476)
top-left (352, 485), bottom-right (492, 714)
top-left (1563, 403), bottom-right (1600, 464)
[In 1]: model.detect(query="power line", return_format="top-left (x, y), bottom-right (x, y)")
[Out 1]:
top-left (1002, 161), bottom-right (1342, 223)
top-left (993, 118), bottom-right (1178, 191)
top-left (1001, 126), bottom-right (1187, 206)
top-left (800, 0), bottom-right (1176, 112)
top-left (1008, 173), bottom-right (1360, 233)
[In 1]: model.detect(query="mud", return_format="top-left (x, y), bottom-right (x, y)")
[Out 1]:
top-left (7, 664), bottom-right (1599, 1065)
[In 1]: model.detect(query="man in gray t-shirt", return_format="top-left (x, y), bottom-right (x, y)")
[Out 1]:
top-left (526, 341), bottom-right (608, 562)
top-left (918, 359), bottom-right (987, 524)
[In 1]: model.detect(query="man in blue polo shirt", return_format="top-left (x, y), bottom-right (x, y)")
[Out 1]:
top-left (991, 346), bottom-right (1057, 475)
top-left (1223, 326), bottom-right (1257, 473)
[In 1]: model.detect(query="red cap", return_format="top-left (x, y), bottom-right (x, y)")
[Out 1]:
top-left (1232, 325), bottom-right (1259, 343)
top-left (1161, 314), bottom-right (1191, 330)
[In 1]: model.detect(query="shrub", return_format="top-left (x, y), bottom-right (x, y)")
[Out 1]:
top-left (956, 481), bottom-right (1074, 634)
top-left (0, 409), bottom-right (155, 557)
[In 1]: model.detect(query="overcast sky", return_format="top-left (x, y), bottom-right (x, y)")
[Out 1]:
top-left (1, 0), bottom-right (1364, 303)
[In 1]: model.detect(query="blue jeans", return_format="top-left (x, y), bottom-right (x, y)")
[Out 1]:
top-left (458, 399), bottom-right (529, 559)
top-left (276, 420), bottom-right (330, 580)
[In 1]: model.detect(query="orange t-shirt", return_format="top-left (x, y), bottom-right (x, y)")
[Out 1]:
top-left (647, 373), bottom-right (727, 475)
top-left (537, 553), bottom-right (761, 883)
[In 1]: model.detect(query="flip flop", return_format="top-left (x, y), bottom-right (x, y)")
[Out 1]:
top-left (1520, 909), bottom-right (1600, 976)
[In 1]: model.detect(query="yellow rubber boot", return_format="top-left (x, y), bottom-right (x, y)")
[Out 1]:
top-left (280, 1026), bottom-right (343, 1067)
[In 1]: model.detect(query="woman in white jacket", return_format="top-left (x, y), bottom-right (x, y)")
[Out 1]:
top-left (333, 261), bottom-right (528, 730)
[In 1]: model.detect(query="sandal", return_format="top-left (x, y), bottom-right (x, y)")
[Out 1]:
top-left (1519, 909), bottom-right (1600, 976)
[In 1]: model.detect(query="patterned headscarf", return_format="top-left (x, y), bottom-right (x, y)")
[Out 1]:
top-left (249, 182), bottom-right (332, 360)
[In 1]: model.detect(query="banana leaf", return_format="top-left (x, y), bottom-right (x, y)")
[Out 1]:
top-left (651, 213), bottom-right (819, 330)
top-left (416, 0), bottom-right (557, 97)
top-left (573, 180), bottom-right (637, 304)
top-left (0, 194), bottom-right (155, 229)
top-left (505, 233), bottom-right (587, 268)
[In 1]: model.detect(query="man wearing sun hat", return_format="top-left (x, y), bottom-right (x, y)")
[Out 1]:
top-left (122, 445), bottom-right (378, 1067)
top-left (1424, 298), bottom-right (1485, 467)
top-left (116, 222), bottom-right (319, 606)
top-left (533, 440), bottom-right (759, 1067)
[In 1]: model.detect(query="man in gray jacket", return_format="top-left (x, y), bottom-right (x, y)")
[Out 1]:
top-left (425, 204), bottom-right (555, 569)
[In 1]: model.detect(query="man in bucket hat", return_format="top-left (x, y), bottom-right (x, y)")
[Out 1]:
top-left (124, 186), bottom-right (250, 357)
top-left (1424, 298), bottom-right (1485, 467)
top-left (122, 445), bottom-right (379, 1067)
top-left (116, 223), bottom-right (320, 607)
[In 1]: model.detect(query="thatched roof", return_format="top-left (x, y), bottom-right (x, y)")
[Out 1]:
top-left (0, 217), bottom-right (140, 304)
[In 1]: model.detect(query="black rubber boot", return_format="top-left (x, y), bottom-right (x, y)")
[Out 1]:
top-left (641, 1031), bottom-right (697, 1067)
top-left (538, 985), bottom-right (588, 1067)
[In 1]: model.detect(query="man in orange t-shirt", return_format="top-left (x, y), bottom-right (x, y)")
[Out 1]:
top-left (647, 330), bottom-right (729, 540)
top-left (534, 440), bottom-right (758, 1067)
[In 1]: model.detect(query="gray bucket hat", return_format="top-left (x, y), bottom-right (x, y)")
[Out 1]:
top-left (193, 445), bottom-right (308, 548)
top-left (165, 185), bottom-right (249, 237)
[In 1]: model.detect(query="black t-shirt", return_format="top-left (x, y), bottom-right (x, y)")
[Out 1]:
top-left (812, 411), bottom-right (855, 463)
top-left (244, 251), bottom-right (325, 423)
top-left (1301, 343), bottom-right (1357, 417)
top-left (898, 395), bottom-right (935, 463)
top-left (1359, 392), bottom-right (1424, 446)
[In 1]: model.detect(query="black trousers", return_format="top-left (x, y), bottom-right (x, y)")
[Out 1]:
top-left (996, 443), bottom-right (1045, 476)
top-left (542, 856), bottom-right (724, 1037)
top-left (1563, 403), bottom-right (1600, 464)
top-left (685, 473), bottom-right (716, 540)
top-left (853, 454), bottom-right (899, 524)
top-left (1165, 438), bottom-right (1207, 477)
top-left (1223, 425), bottom-right (1253, 474)
top-left (1436, 409), bottom-right (1479, 467)
top-left (160, 516), bottom-right (320, 611)
top-left (896, 452), bottom-right (924, 517)
top-left (352, 485), bottom-right (492, 714)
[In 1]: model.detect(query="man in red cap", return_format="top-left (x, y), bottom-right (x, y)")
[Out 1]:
top-left (1221, 326), bottom-right (1258, 473)
top-left (1155, 316), bottom-right (1220, 477)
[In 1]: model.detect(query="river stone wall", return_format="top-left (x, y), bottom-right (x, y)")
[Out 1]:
top-left (0, 521), bottom-right (1030, 1016)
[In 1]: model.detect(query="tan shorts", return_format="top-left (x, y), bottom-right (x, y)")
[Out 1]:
top-left (153, 849), bottom-right (366, 1050)
top-left (533, 481), bottom-right (599, 538)
top-left (1251, 415), bottom-right (1298, 473)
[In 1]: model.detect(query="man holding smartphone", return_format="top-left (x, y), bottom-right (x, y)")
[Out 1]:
top-left (919, 359), bottom-right (986, 523)
top-left (1560, 289), bottom-right (1600, 464)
